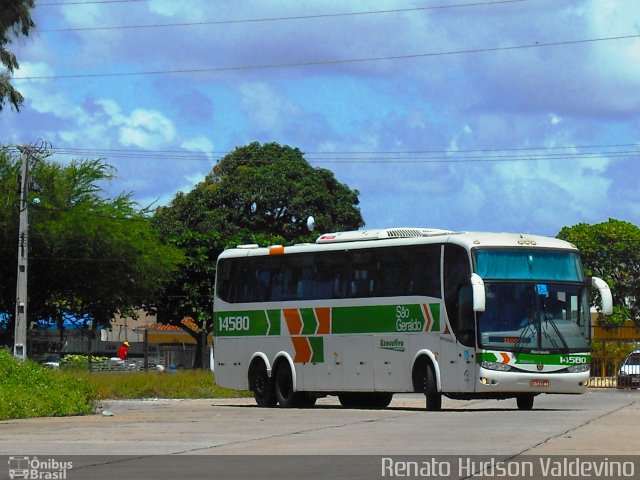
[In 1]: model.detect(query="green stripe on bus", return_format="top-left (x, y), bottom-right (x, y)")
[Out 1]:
top-left (300, 308), bottom-right (318, 335)
top-left (309, 336), bottom-right (324, 363)
top-left (477, 351), bottom-right (591, 366)
top-left (332, 304), bottom-right (427, 334)
top-left (216, 303), bottom-right (440, 336)
top-left (216, 310), bottom-right (270, 336)
top-left (267, 309), bottom-right (281, 336)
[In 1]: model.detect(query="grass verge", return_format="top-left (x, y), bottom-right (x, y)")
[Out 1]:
top-left (66, 369), bottom-right (252, 400)
top-left (0, 349), bottom-right (96, 420)
top-left (1, 349), bottom-right (250, 420)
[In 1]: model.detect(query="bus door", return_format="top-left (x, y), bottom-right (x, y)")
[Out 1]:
top-left (442, 243), bottom-right (477, 393)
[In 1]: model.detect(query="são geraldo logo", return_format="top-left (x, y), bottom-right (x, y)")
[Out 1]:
top-left (8, 456), bottom-right (73, 480)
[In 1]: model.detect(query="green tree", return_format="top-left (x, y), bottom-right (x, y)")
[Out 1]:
top-left (152, 142), bottom-right (364, 366)
top-left (0, 148), bottom-right (184, 346)
top-left (557, 218), bottom-right (640, 326)
top-left (1, 0), bottom-right (35, 111)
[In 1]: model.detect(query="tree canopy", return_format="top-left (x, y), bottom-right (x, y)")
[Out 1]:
top-left (152, 142), bottom-right (364, 364)
top-left (1, 0), bottom-right (35, 111)
top-left (0, 148), bottom-right (183, 344)
top-left (557, 218), bottom-right (640, 326)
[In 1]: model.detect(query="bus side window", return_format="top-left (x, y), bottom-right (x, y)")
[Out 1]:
top-left (410, 245), bottom-right (442, 298)
top-left (349, 251), bottom-right (375, 297)
top-left (374, 247), bottom-right (409, 297)
top-left (229, 258), bottom-right (253, 303)
top-left (315, 251), bottom-right (346, 299)
top-left (216, 259), bottom-right (232, 302)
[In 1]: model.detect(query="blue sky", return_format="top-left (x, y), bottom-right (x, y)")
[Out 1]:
top-left (2, 0), bottom-right (640, 237)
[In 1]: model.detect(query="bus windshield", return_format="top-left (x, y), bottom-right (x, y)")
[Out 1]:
top-left (476, 282), bottom-right (590, 352)
top-left (475, 249), bottom-right (584, 282)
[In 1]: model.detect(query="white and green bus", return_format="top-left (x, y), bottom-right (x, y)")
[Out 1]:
top-left (213, 228), bottom-right (612, 410)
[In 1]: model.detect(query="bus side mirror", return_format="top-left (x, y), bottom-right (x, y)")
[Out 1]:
top-left (471, 273), bottom-right (485, 312)
top-left (591, 276), bottom-right (613, 316)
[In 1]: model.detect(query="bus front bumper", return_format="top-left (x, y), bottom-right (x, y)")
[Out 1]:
top-left (476, 367), bottom-right (590, 394)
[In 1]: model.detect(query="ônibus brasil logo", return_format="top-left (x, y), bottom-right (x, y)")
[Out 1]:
top-left (8, 456), bottom-right (73, 480)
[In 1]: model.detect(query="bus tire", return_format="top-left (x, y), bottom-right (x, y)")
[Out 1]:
top-left (249, 361), bottom-right (276, 408)
top-left (516, 394), bottom-right (535, 410)
top-left (338, 393), bottom-right (357, 408)
top-left (364, 392), bottom-right (393, 409)
top-left (415, 359), bottom-right (442, 411)
top-left (298, 393), bottom-right (318, 408)
top-left (274, 363), bottom-right (304, 408)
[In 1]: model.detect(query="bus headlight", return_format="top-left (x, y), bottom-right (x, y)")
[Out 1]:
top-left (481, 361), bottom-right (513, 372)
top-left (567, 364), bottom-right (590, 373)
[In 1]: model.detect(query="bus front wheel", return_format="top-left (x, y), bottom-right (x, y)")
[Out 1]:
top-left (415, 359), bottom-right (441, 411)
top-left (516, 394), bottom-right (535, 410)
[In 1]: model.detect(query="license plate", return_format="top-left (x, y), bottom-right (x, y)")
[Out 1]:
top-left (531, 379), bottom-right (549, 387)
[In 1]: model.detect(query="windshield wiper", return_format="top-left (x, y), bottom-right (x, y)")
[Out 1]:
top-left (542, 312), bottom-right (569, 353)
top-left (513, 314), bottom-right (536, 355)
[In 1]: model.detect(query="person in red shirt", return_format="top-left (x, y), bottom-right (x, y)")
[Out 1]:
top-left (117, 341), bottom-right (129, 360)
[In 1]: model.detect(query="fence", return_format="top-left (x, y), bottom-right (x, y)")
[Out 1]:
top-left (589, 320), bottom-right (640, 388)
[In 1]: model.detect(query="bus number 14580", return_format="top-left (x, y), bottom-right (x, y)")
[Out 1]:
top-left (219, 316), bottom-right (250, 332)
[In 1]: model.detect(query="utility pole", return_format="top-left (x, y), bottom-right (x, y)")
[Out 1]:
top-left (14, 145), bottom-right (31, 361)
top-left (13, 141), bottom-right (48, 361)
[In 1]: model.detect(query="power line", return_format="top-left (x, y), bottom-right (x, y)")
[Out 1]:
top-left (14, 34), bottom-right (640, 80)
top-left (39, 1), bottom-right (527, 32)
top-left (49, 142), bottom-right (640, 156)
top-left (39, 0), bottom-right (147, 5)
top-left (47, 144), bottom-right (640, 164)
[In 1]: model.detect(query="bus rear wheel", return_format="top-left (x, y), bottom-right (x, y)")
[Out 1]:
top-left (249, 362), bottom-right (276, 407)
top-left (274, 364), bottom-right (307, 408)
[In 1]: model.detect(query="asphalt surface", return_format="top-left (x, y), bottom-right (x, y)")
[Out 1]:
top-left (1, 390), bottom-right (638, 479)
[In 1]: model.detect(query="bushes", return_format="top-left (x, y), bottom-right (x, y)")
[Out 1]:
top-left (0, 349), bottom-right (249, 420)
top-left (0, 349), bottom-right (96, 420)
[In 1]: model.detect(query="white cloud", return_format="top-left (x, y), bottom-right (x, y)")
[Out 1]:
top-left (180, 136), bottom-right (215, 158)
top-left (239, 82), bottom-right (301, 132)
top-left (93, 100), bottom-right (178, 149)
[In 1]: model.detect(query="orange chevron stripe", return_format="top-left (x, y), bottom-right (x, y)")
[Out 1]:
top-left (291, 337), bottom-right (312, 363)
top-left (422, 304), bottom-right (432, 332)
top-left (315, 307), bottom-right (331, 334)
top-left (283, 309), bottom-right (302, 335)
top-left (500, 352), bottom-right (511, 364)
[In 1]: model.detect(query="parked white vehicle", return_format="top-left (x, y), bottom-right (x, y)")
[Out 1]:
top-left (617, 349), bottom-right (640, 389)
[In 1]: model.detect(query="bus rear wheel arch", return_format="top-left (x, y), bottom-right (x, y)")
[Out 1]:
top-left (412, 356), bottom-right (442, 411)
top-left (248, 359), bottom-right (277, 408)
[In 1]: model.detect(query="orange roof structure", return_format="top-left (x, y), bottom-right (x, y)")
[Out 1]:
top-left (146, 317), bottom-right (201, 332)
top-left (144, 317), bottom-right (212, 345)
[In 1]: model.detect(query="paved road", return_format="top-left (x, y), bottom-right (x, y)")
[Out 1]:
top-left (1, 390), bottom-right (638, 479)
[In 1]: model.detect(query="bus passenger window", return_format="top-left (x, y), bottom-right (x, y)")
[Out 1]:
top-left (314, 251), bottom-right (346, 299)
top-left (349, 251), bottom-right (375, 298)
top-left (410, 246), bottom-right (442, 298)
